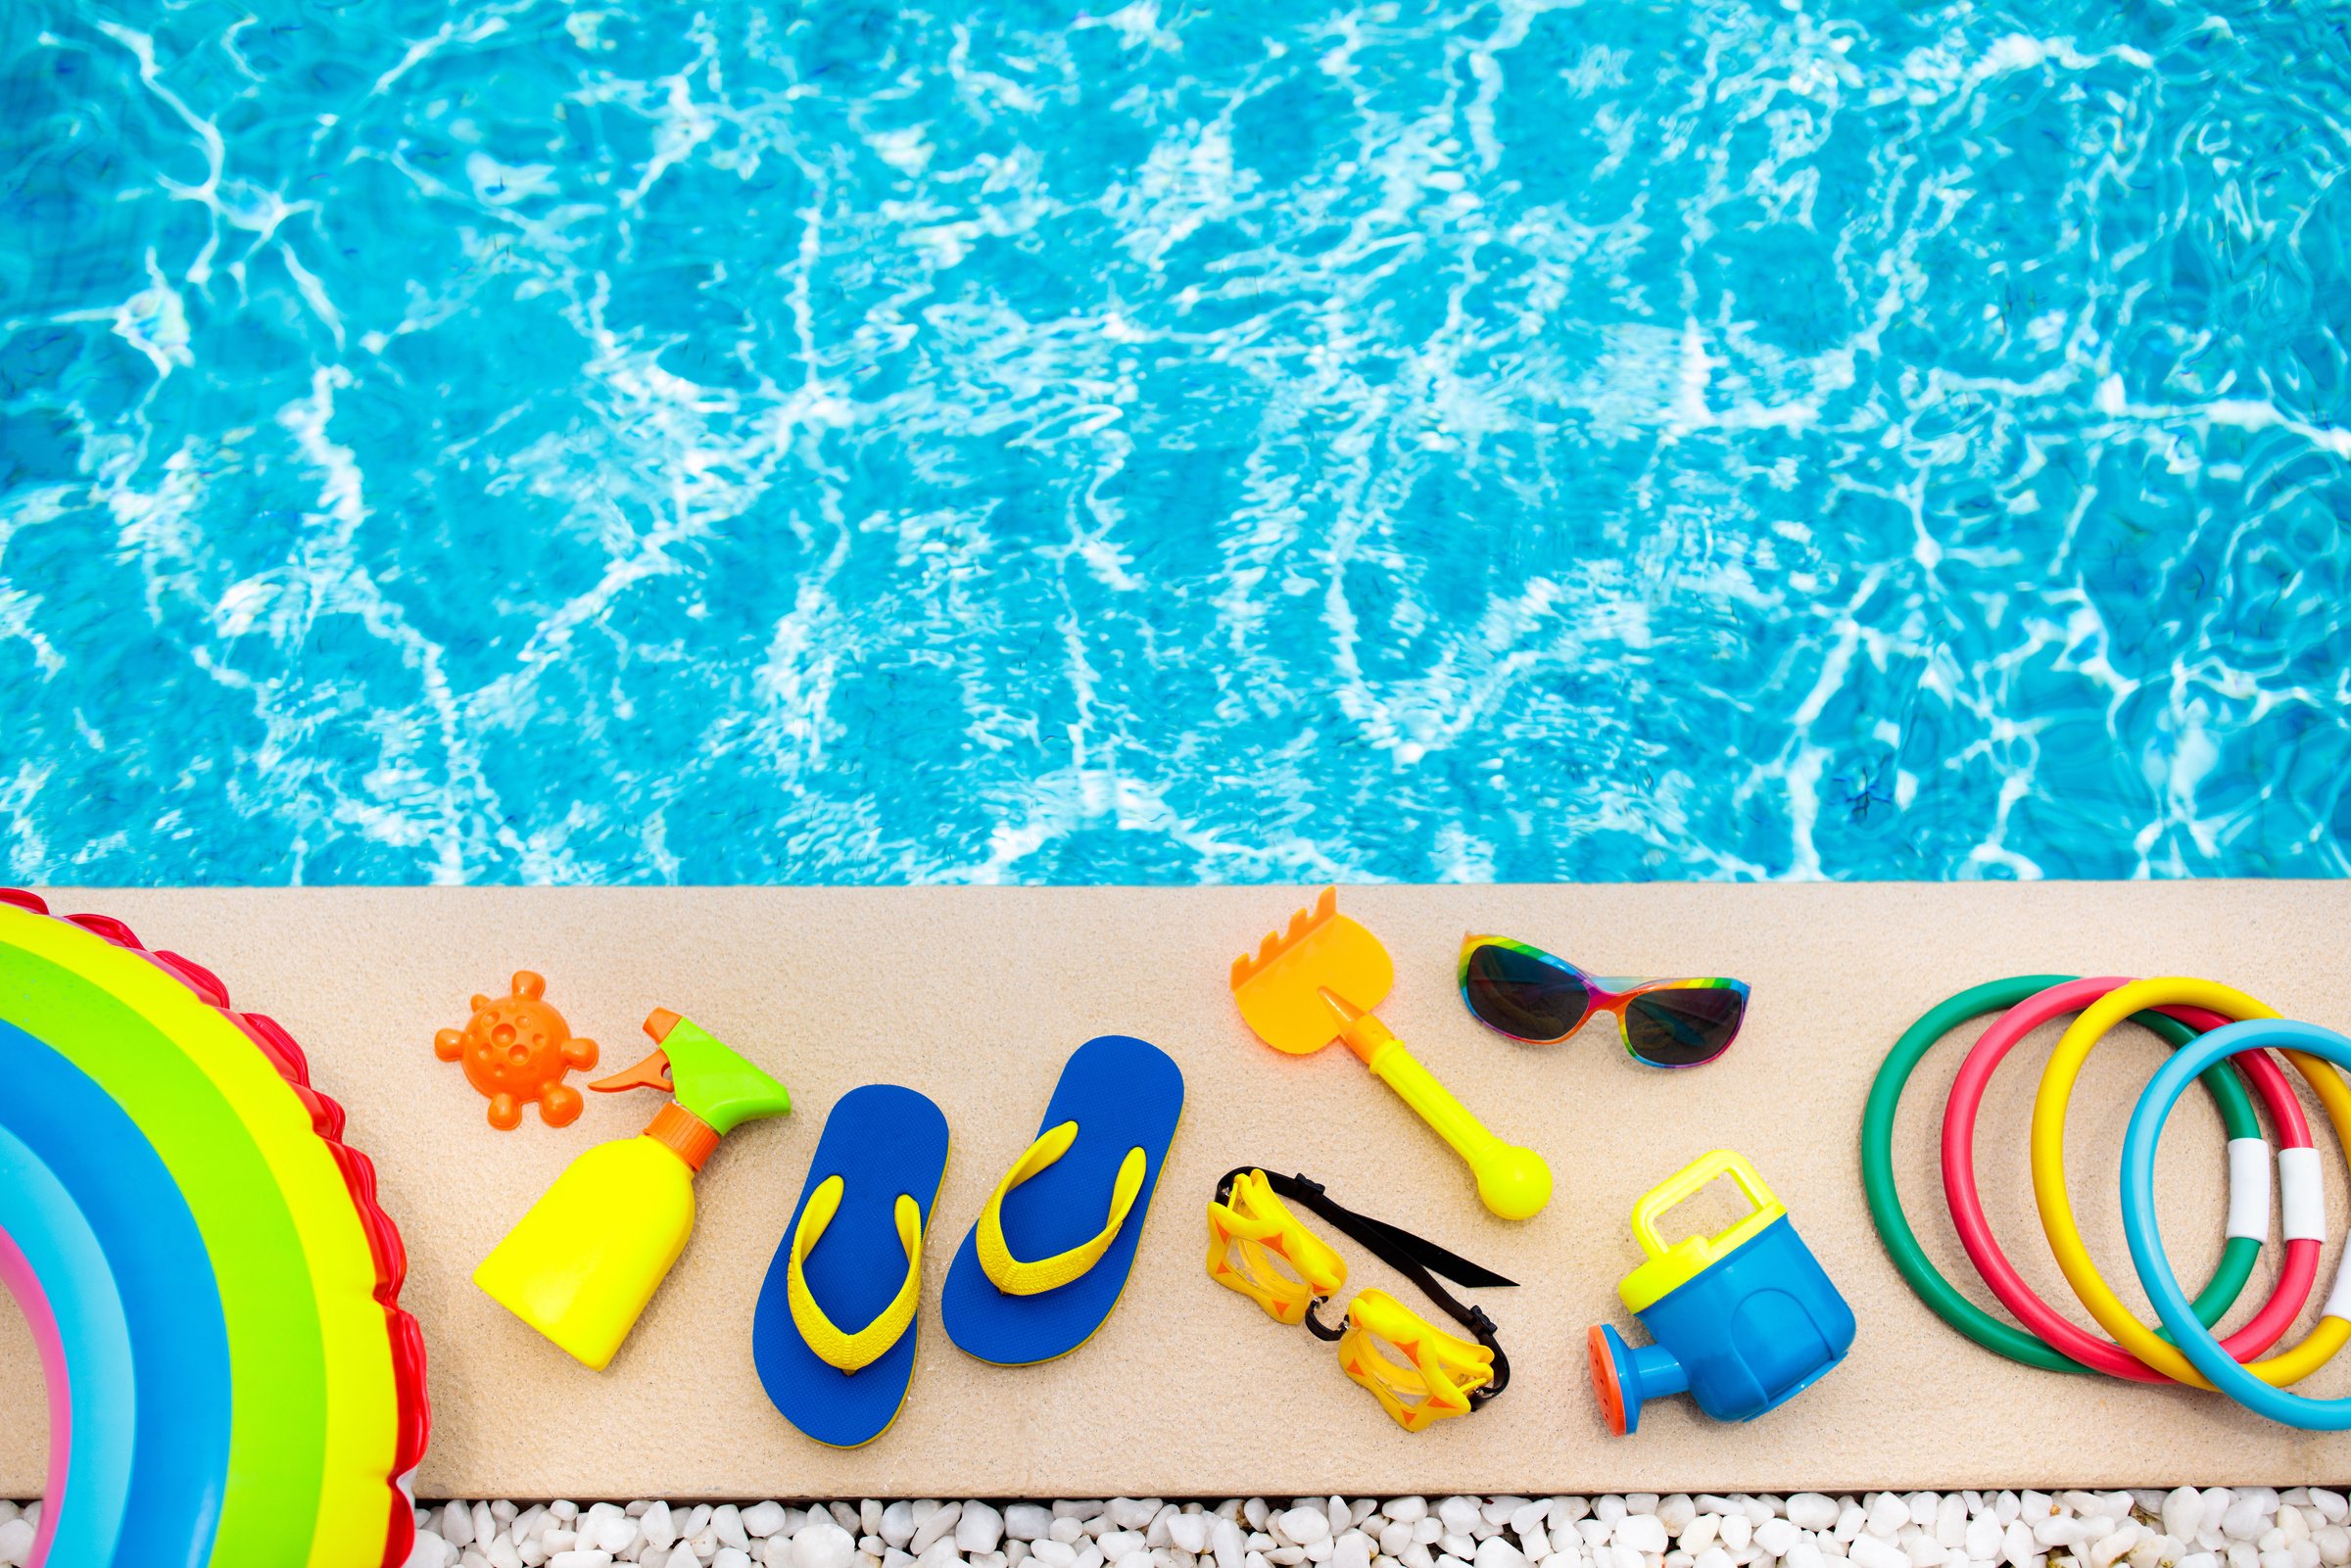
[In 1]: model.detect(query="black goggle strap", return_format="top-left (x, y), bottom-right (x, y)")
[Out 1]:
top-left (1212, 1165), bottom-right (1514, 1404)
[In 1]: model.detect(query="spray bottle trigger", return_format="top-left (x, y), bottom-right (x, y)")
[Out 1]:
top-left (590, 1050), bottom-right (673, 1095)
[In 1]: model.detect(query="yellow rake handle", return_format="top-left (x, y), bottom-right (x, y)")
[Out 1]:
top-left (1342, 1015), bottom-right (1553, 1220)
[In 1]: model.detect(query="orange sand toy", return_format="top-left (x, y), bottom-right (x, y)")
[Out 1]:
top-left (434, 971), bottom-right (600, 1130)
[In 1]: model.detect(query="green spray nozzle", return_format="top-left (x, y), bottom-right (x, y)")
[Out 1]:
top-left (590, 1009), bottom-right (791, 1135)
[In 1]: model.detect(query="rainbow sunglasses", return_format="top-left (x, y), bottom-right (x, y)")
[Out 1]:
top-left (1458, 936), bottom-right (1750, 1069)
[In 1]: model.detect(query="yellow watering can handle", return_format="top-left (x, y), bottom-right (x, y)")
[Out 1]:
top-left (1341, 1013), bottom-right (1554, 1221)
top-left (1630, 1149), bottom-right (1781, 1260)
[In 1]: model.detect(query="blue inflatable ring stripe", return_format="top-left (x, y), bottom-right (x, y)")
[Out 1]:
top-left (0, 1019), bottom-right (230, 1567)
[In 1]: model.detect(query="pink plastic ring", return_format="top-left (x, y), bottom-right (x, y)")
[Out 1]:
top-left (1941, 975), bottom-right (2320, 1383)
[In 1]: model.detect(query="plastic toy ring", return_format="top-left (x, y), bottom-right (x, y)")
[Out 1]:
top-left (1946, 977), bottom-right (2317, 1381)
top-left (1863, 975), bottom-right (2265, 1373)
top-left (2125, 1020), bottom-right (2351, 1429)
top-left (2034, 977), bottom-right (2351, 1390)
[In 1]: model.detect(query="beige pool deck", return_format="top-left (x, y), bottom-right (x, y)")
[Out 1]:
top-left (5, 881), bottom-right (2351, 1499)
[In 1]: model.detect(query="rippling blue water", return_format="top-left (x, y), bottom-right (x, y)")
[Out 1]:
top-left (3, 2), bottom-right (2348, 885)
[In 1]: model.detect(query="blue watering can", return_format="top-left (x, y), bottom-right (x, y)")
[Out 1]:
top-left (1589, 1149), bottom-right (1854, 1434)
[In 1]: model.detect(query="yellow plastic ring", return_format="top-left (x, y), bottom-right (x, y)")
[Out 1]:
top-left (2032, 976), bottom-right (2351, 1389)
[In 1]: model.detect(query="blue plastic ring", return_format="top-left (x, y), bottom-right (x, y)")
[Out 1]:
top-left (2122, 1017), bottom-right (2351, 1430)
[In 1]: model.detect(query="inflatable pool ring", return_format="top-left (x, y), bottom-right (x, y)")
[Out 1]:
top-left (0, 890), bottom-right (429, 1568)
top-left (1943, 976), bottom-right (2323, 1382)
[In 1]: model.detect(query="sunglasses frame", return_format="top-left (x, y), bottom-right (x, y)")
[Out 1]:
top-left (1457, 935), bottom-right (1750, 1069)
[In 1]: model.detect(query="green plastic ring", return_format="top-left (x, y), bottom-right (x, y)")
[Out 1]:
top-left (1862, 974), bottom-right (2261, 1373)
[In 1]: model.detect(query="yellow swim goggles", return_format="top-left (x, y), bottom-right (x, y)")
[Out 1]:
top-left (1206, 1167), bottom-right (1514, 1431)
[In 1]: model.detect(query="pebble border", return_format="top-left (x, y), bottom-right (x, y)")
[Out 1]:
top-left (0, 1486), bottom-right (2337, 1568)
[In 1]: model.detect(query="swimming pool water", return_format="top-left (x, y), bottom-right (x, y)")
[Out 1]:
top-left (3, 2), bottom-right (2347, 885)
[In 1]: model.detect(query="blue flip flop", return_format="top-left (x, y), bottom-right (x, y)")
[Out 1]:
top-left (940, 1035), bottom-right (1183, 1365)
top-left (752, 1084), bottom-right (950, 1448)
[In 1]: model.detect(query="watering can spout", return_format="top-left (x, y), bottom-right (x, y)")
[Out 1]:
top-left (1589, 1323), bottom-right (1687, 1435)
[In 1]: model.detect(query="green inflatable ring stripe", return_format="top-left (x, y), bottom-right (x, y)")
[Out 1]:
top-left (1861, 974), bottom-right (2261, 1374)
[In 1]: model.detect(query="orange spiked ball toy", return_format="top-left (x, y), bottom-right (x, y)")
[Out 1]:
top-left (434, 971), bottom-right (599, 1129)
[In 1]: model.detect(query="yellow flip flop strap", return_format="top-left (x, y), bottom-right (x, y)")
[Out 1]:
top-left (788, 1175), bottom-right (925, 1373)
top-left (978, 1120), bottom-right (1147, 1297)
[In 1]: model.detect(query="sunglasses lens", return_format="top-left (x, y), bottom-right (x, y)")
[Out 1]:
top-left (1624, 988), bottom-right (1745, 1067)
top-left (1463, 943), bottom-right (1590, 1041)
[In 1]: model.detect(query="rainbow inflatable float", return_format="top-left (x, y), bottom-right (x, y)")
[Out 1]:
top-left (0, 889), bottom-right (428, 1568)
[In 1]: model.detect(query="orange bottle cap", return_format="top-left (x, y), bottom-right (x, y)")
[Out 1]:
top-left (646, 1102), bottom-right (719, 1172)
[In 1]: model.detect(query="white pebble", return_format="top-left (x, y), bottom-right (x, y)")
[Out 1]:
top-left (964, 1507), bottom-right (1009, 1556)
top-left (1337, 1535), bottom-right (1374, 1568)
top-left (2092, 1527), bottom-right (2141, 1568)
top-left (704, 1506), bottom-right (745, 1551)
top-left (1617, 1519), bottom-right (1669, 1556)
top-left (917, 1509), bottom-right (968, 1556)
top-left (1868, 1500), bottom-right (1910, 1542)
top-left (1850, 1538), bottom-right (1907, 1568)
top-left (1286, 1514), bottom-right (1336, 1547)
top-left (801, 1521), bottom-right (859, 1568)
top-left (1389, 1506), bottom-right (1432, 1527)
top-left (2030, 1518), bottom-right (2079, 1551)
top-left (1477, 1542), bottom-right (1529, 1568)
top-left (1790, 1501), bottom-right (1841, 1535)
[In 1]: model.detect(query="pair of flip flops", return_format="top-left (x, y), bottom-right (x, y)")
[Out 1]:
top-left (753, 1035), bottom-right (1183, 1448)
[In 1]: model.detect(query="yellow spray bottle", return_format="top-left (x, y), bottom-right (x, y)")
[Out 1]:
top-left (474, 1007), bottom-right (791, 1369)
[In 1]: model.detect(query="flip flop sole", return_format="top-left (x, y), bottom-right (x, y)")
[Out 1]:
top-left (940, 1035), bottom-right (1184, 1366)
top-left (753, 1084), bottom-right (951, 1448)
